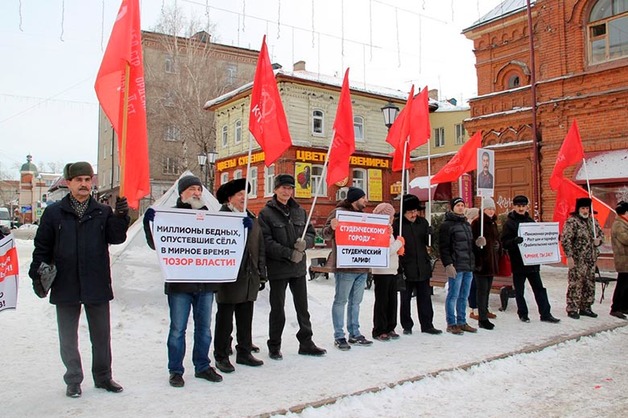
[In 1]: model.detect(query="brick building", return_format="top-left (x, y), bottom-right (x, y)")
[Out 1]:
top-left (462, 0), bottom-right (628, 265)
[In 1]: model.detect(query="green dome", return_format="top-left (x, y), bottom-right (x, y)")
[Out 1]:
top-left (20, 154), bottom-right (38, 174)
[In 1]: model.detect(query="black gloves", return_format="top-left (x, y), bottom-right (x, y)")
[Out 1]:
top-left (514, 236), bottom-right (524, 244)
top-left (144, 208), bottom-right (155, 223)
top-left (115, 196), bottom-right (129, 217)
top-left (243, 216), bottom-right (253, 230)
top-left (32, 279), bottom-right (47, 298)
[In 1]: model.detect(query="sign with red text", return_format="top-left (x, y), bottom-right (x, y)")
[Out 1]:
top-left (335, 210), bottom-right (391, 268)
top-left (0, 235), bottom-right (19, 312)
top-left (518, 222), bottom-right (560, 265)
top-left (152, 208), bottom-right (245, 283)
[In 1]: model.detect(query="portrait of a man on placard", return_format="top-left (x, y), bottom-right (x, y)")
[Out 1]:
top-left (477, 148), bottom-right (494, 195)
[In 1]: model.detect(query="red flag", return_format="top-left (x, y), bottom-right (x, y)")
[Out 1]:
top-left (553, 179), bottom-right (613, 263)
top-left (387, 86), bottom-right (414, 172)
top-left (549, 120), bottom-right (584, 190)
top-left (95, 0), bottom-right (150, 209)
top-left (430, 131), bottom-right (483, 184)
top-left (249, 36), bottom-right (292, 167)
top-left (327, 69), bottom-right (355, 187)
top-left (408, 86), bottom-right (430, 150)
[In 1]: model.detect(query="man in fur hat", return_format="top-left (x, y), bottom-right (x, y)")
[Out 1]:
top-left (213, 178), bottom-right (267, 372)
top-left (29, 162), bottom-right (129, 398)
top-left (561, 197), bottom-right (604, 319)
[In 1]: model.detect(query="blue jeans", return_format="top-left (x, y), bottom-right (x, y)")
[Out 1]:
top-left (332, 272), bottom-right (368, 339)
top-left (167, 292), bottom-right (214, 375)
top-left (445, 271), bottom-right (473, 326)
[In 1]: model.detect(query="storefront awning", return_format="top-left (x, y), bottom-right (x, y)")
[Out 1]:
top-left (574, 149), bottom-right (628, 183)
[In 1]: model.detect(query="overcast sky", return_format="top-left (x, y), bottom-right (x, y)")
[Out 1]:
top-left (0, 0), bottom-right (504, 180)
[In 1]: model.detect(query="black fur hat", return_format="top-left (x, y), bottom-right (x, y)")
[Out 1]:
top-left (403, 194), bottom-right (425, 212)
top-left (216, 178), bottom-right (250, 204)
top-left (63, 162), bottom-right (94, 180)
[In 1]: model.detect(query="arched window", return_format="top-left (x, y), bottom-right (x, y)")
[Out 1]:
top-left (234, 120), bottom-right (242, 144)
top-left (312, 110), bottom-right (324, 135)
top-left (352, 168), bottom-right (367, 196)
top-left (353, 116), bottom-right (364, 141)
top-left (588, 0), bottom-right (628, 64)
top-left (221, 125), bottom-right (228, 147)
top-left (507, 75), bottom-right (520, 88)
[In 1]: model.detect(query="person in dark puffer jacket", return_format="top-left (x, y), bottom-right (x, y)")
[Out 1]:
top-left (439, 197), bottom-right (476, 335)
top-left (143, 175), bottom-right (223, 388)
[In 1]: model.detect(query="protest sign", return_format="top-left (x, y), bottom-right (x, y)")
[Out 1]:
top-left (152, 208), bottom-right (245, 283)
top-left (0, 235), bottom-right (19, 312)
top-left (518, 222), bottom-right (561, 265)
top-left (335, 210), bottom-right (390, 268)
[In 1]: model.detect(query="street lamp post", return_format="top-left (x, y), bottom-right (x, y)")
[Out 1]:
top-left (197, 153), bottom-right (208, 189)
top-left (197, 151), bottom-right (218, 193)
top-left (381, 101), bottom-right (400, 131)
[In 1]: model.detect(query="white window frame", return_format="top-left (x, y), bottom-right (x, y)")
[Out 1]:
top-left (165, 55), bottom-right (176, 74)
top-left (220, 172), bottom-right (229, 186)
top-left (234, 169), bottom-right (243, 180)
top-left (248, 167), bottom-right (258, 198)
top-left (162, 157), bottom-right (180, 175)
top-left (312, 109), bottom-right (324, 136)
top-left (264, 165), bottom-right (275, 196)
top-left (353, 116), bottom-right (364, 141)
top-left (455, 124), bottom-right (465, 145)
top-left (588, 1), bottom-right (628, 64)
top-left (434, 127), bottom-right (445, 148)
top-left (311, 164), bottom-right (327, 197)
top-left (225, 63), bottom-right (237, 84)
top-left (352, 168), bottom-right (367, 196)
top-left (234, 120), bottom-right (242, 144)
top-left (221, 125), bottom-right (228, 148)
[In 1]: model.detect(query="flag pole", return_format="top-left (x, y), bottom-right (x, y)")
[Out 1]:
top-left (582, 157), bottom-right (598, 240)
top-left (479, 197), bottom-right (485, 248)
top-left (397, 138), bottom-right (409, 237)
top-left (243, 134), bottom-right (254, 214)
top-left (427, 141), bottom-right (432, 246)
top-left (119, 63), bottom-right (131, 197)
top-left (302, 130), bottom-right (335, 240)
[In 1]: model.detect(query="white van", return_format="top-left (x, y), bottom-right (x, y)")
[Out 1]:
top-left (0, 208), bottom-right (11, 229)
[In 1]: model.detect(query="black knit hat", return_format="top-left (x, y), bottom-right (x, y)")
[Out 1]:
top-left (450, 197), bottom-right (464, 208)
top-left (616, 201), bottom-right (628, 215)
top-left (216, 178), bottom-right (250, 204)
top-left (178, 175), bottom-right (203, 195)
top-left (63, 162), bottom-right (94, 180)
top-left (347, 187), bottom-right (366, 203)
top-left (403, 194), bottom-right (425, 212)
top-left (512, 195), bottom-right (529, 206)
top-left (274, 174), bottom-right (295, 189)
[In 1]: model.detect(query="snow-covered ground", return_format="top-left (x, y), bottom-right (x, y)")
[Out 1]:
top-left (2, 227), bottom-right (627, 418)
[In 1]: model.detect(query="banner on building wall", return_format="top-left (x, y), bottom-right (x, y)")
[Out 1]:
top-left (477, 148), bottom-right (495, 197)
top-left (460, 173), bottom-right (473, 205)
top-left (368, 169), bottom-right (383, 202)
top-left (334, 210), bottom-right (390, 268)
top-left (151, 208), bottom-right (245, 283)
top-left (0, 235), bottom-right (19, 312)
top-left (295, 162), bottom-right (312, 198)
top-left (518, 222), bottom-right (561, 265)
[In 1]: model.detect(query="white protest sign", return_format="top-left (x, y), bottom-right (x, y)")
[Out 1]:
top-left (0, 235), bottom-right (19, 312)
top-left (518, 222), bottom-right (561, 265)
top-left (152, 208), bottom-right (245, 283)
top-left (335, 210), bottom-right (390, 268)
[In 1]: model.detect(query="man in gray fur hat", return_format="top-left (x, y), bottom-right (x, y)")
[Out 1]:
top-left (29, 162), bottom-right (129, 398)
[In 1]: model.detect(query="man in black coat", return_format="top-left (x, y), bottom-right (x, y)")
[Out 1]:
top-left (213, 178), bottom-right (266, 373)
top-left (395, 194), bottom-right (441, 336)
top-left (258, 174), bottom-right (326, 360)
top-left (143, 175), bottom-right (223, 388)
top-left (500, 195), bottom-right (560, 323)
top-left (29, 162), bottom-right (129, 398)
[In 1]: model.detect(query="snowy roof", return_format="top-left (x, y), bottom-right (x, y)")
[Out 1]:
top-left (463, 0), bottom-right (533, 32)
top-left (204, 68), bottom-right (439, 110)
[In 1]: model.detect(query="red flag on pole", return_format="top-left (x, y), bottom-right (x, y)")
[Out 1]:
top-left (95, 0), bottom-right (149, 209)
top-left (553, 179), bottom-right (613, 263)
top-left (430, 131), bottom-right (483, 184)
top-left (408, 86), bottom-right (431, 150)
top-left (327, 69), bottom-right (355, 187)
top-left (386, 86), bottom-right (414, 172)
top-left (549, 120), bottom-right (584, 191)
top-left (249, 36), bottom-right (292, 167)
